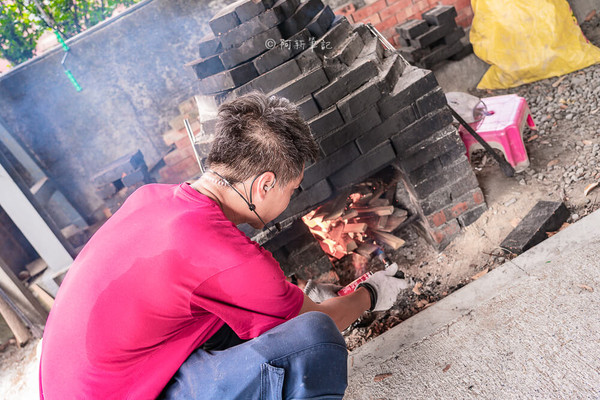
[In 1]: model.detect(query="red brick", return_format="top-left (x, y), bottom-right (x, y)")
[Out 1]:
top-left (379, 0), bottom-right (411, 20)
top-left (414, 0), bottom-right (429, 15)
top-left (449, 201), bottom-right (469, 218)
top-left (391, 34), bottom-right (401, 47)
top-left (162, 129), bottom-right (186, 146)
top-left (355, 12), bottom-right (381, 24)
top-left (170, 157), bottom-right (200, 177)
top-left (427, 211), bottom-right (447, 227)
top-left (456, 14), bottom-right (472, 27)
top-left (352, 0), bottom-right (387, 22)
top-left (473, 189), bottom-right (484, 205)
top-left (430, 219), bottom-right (460, 245)
top-left (380, 27), bottom-right (397, 42)
top-left (375, 16), bottom-right (398, 33)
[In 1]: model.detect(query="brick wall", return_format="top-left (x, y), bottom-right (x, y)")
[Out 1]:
top-left (333, 0), bottom-right (473, 47)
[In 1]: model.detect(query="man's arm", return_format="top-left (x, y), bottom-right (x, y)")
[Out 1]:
top-left (298, 288), bottom-right (371, 331)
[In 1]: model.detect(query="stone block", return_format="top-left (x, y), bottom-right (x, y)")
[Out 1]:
top-left (356, 105), bottom-right (417, 154)
top-left (270, 67), bottom-right (329, 103)
top-left (418, 39), bottom-right (464, 69)
top-left (274, 0), bottom-right (301, 19)
top-left (233, 58), bottom-right (301, 96)
top-left (209, 3), bottom-right (240, 35)
top-left (295, 47), bottom-right (323, 73)
top-left (280, 0), bottom-right (325, 38)
top-left (415, 87), bottom-right (447, 118)
top-left (199, 33), bottom-right (223, 58)
top-left (391, 108), bottom-right (453, 154)
top-left (422, 5), bottom-right (457, 27)
top-left (253, 29), bottom-right (312, 74)
top-left (311, 16), bottom-right (353, 59)
top-left (500, 201), bottom-right (570, 254)
top-left (307, 106), bottom-right (345, 138)
top-left (306, 6), bottom-right (335, 38)
top-left (296, 95), bottom-right (320, 120)
top-left (198, 61), bottom-right (259, 94)
top-left (336, 76), bottom-right (382, 122)
top-left (319, 106), bottom-right (381, 155)
top-left (188, 55), bottom-right (225, 80)
top-left (410, 23), bottom-right (455, 49)
top-left (220, 7), bottom-right (286, 49)
top-left (313, 58), bottom-right (379, 110)
top-left (301, 141), bottom-right (360, 189)
top-left (219, 27), bottom-right (283, 68)
top-left (235, 0), bottom-right (275, 23)
top-left (396, 19), bottom-right (429, 39)
top-left (328, 141), bottom-right (396, 189)
top-left (377, 66), bottom-right (438, 119)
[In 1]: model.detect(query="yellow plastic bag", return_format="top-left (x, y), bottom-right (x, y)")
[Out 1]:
top-left (470, 0), bottom-right (600, 89)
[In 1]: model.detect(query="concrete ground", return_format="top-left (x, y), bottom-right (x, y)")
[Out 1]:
top-left (346, 208), bottom-right (600, 399)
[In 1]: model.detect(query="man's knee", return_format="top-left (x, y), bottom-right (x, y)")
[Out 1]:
top-left (293, 312), bottom-right (347, 349)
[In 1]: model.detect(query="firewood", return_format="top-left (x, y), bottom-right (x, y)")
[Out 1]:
top-left (346, 240), bottom-right (358, 252)
top-left (343, 223), bottom-right (367, 233)
top-left (341, 209), bottom-right (359, 220)
top-left (355, 242), bottom-right (380, 258)
top-left (379, 208), bottom-right (409, 232)
top-left (377, 216), bottom-right (389, 229)
top-left (371, 230), bottom-right (405, 250)
top-left (367, 198), bottom-right (390, 207)
top-left (353, 205), bottom-right (394, 216)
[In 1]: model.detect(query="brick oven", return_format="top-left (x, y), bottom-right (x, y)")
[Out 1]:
top-left (158, 0), bottom-right (487, 281)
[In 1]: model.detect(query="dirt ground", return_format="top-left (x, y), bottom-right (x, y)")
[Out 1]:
top-left (1, 12), bottom-right (600, 396)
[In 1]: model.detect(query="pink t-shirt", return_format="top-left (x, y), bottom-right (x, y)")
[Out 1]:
top-left (39, 183), bottom-right (304, 399)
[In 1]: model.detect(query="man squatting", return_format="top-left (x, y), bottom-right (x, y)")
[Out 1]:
top-left (39, 92), bottom-right (409, 399)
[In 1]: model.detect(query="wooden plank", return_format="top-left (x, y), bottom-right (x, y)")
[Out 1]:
top-left (371, 230), bottom-right (405, 250)
top-left (355, 242), bottom-right (380, 258)
top-left (343, 223), bottom-right (367, 233)
top-left (379, 208), bottom-right (409, 232)
top-left (354, 205), bottom-right (394, 216)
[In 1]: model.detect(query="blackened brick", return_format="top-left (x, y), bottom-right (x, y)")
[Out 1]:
top-left (314, 58), bottom-right (379, 110)
top-left (419, 39), bottom-right (464, 69)
top-left (253, 29), bottom-right (312, 74)
top-left (233, 58), bottom-right (301, 96)
top-left (337, 77), bottom-right (381, 122)
top-left (209, 3), bottom-right (240, 35)
top-left (417, 173), bottom-right (480, 214)
top-left (325, 32), bottom-right (364, 69)
top-left (377, 54), bottom-right (404, 94)
top-left (422, 5), bottom-right (457, 27)
top-left (328, 141), bottom-right (396, 189)
top-left (306, 6), bottom-right (335, 38)
top-left (280, 0), bottom-right (325, 38)
top-left (357, 105), bottom-right (417, 154)
top-left (277, 179), bottom-right (333, 221)
top-left (307, 106), bottom-right (345, 138)
top-left (220, 27), bottom-right (283, 69)
top-left (378, 66), bottom-right (438, 119)
top-left (449, 42), bottom-right (473, 61)
top-left (274, 0), bottom-right (301, 19)
top-left (437, 27), bottom-right (465, 46)
top-left (295, 47), bottom-right (322, 73)
top-left (396, 19), bottom-right (429, 40)
top-left (220, 8), bottom-right (286, 49)
top-left (457, 204), bottom-right (487, 227)
top-left (311, 16), bottom-right (352, 59)
top-left (400, 126), bottom-right (464, 172)
top-left (500, 201), bottom-right (570, 254)
top-left (122, 166), bottom-right (150, 187)
top-left (413, 158), bottom-right (475, 199)
top-left (398, 46), bottom-right (431, 63)
top-left (415, 87), bottom-right (447, 118)
top-left (356, 31), bottom-right (385, 61)
top-left (270, 67), bottom-right (329, 102)
top-left (391, 108), bottom-right (453, 155)
top-left (301, 141), bottom-right (360, 189)
top-left (410, 23), bottom-right (455, 49)
top-left (235, 0), bottom-right (275, 23)
top-left (199, 33), bottom-right (222, 58)
top-left (198, 61), bottom-right (259, 94)
top-left (296, 95), bottom-right (320, 120)
top-left (188, 55), bottom-right (225, 80)
top-left (96, 182), bottom-right (118, 199)
top-left (319, 106), bottom-right (381, 155)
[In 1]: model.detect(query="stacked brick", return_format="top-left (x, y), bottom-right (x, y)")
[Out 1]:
top-left (172, 0), bottom-right (486, 249)
top-left (333, 0), bottom-right (474, 48)
top-left (92, 150), bottom-right (154, 215)
top-left (395, 5), bottom-right (472, 69)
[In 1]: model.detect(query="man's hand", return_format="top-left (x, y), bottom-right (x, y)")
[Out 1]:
top-left (358, 268), bottom-right (410, 312)
top-left (303, 280), bottom-right (342, 303)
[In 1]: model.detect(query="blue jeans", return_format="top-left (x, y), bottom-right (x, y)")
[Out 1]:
top-left (160, 312), bottom-right (348, 399)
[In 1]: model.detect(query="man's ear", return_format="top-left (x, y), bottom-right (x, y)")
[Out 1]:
top-left (254, 171), bottom-right (276, 200)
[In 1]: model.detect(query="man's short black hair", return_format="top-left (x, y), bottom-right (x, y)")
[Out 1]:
top-left (207, 91), bottom-right (319, 186)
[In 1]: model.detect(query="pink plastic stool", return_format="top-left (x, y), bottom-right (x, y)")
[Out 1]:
top-left (458, 94), bottom-right (536, 173)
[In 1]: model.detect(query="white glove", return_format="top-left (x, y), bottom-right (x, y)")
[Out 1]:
top-left (304, 280), bottom-right (342, 303)
top-left (359, 266), bottom-right (410, 311)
